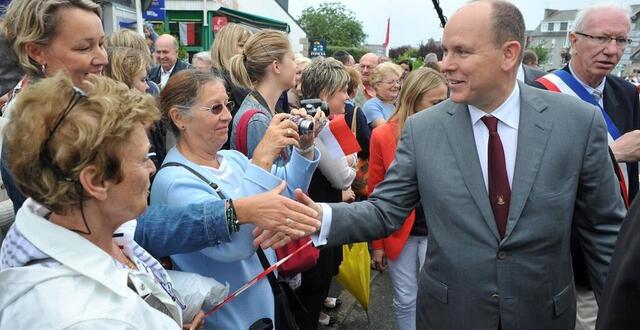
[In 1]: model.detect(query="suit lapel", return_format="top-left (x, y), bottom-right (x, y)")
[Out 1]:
top-left (504, 82), bottom-right (552, 239)
top-left (443, 102), bottom-right (500, 241)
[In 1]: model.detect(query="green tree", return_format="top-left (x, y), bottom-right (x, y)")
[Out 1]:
top-left (529, 46), bottom-right (550, 65)
top-left (297, 2), bottom-right (367, 48)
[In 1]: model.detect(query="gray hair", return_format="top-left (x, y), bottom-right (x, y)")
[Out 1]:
top-left (573, 2), bottom-right (631, 33)
top-left (193, 51), bottom-right (211, 63)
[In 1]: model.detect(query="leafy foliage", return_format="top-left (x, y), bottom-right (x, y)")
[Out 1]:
top-left (297, 2), bottom-right (367, 48)
top-left (529, 46), bottom-right (550, 65)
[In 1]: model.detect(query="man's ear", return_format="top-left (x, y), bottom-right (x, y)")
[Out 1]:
top-left (78, 165), bottom-right (110, 201)
top-left (502, 40), bottom-right (522, 72)
top-left (25, 42), bottom-right (47, 67)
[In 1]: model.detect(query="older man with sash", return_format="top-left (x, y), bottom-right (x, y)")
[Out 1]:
top-left (535, 4), bottom-right (640, 330)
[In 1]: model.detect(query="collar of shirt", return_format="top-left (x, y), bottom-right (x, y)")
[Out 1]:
top-left (468, 81), bottom-right (520, 130)
top-left (12, 198), bottom-right (132, 298)
top-left (160, 64), bottom-right (176, 76)
top-left (568, 61), bottom-right (606, 100)
top-left (516, 65), bottom-right (525, 83)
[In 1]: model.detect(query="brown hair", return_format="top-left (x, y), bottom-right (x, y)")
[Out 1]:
top-left (228, 29), bottom-right (291, 89)
top-left (104, 29), bottom-right (152, 59)
top-left (345, 66), bottom-right (362, 97)
top-left (300, 58), bottom-right (350, 100)
top-left (5, 73), bottom-right (159, 213)
top-left (159, 69), bottom-right (225, 136)
top-left (0, 0), bottom-right (102, 77)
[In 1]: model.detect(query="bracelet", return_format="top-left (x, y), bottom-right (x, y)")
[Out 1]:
top-left (225, 199), bottom-right (240, 233)
top-left (295, 144), bottom-right (315, 154)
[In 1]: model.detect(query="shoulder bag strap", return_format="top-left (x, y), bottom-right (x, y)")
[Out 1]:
top-left (160, 162), bottom-right (228, 200)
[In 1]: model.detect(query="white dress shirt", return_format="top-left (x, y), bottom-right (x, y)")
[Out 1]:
top-left (468, 82), bottom-right (520, 190)
top-left (569, 61), bottom-right (606, 108)
top-left (160, 64), bottom-right (175, 89)
top-left (313, 83), bottom-right (522, 246)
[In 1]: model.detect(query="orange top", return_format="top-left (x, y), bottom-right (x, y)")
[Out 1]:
top-left (368, 120), bottom-right (416, 260)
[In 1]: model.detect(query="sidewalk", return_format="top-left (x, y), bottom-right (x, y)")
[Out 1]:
top-left (320, 270), bottom-right (399, 330)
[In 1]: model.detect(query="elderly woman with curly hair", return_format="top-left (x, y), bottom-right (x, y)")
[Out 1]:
top-left (0, 74), bottom-right (187, 328)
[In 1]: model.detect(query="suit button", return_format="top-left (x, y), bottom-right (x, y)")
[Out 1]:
top-left (497, 251), bottom-right (507, 260)
top-left (491, 293), bottom-right (500, 300)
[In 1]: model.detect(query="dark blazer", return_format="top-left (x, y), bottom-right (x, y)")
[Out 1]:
top-left (530, 65), bottom-right (640, 289)
top-left (327, 82), bottom-right (624, 329)
top-left (596, 194), bottom-right (640, 329)
top-left (522, 65), bottom-right (546, 85)
top-left (147, 59), bottom-right (192, 85)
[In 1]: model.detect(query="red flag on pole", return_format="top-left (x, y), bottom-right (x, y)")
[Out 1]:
top-left (383, 18), bottom-right (390, 49)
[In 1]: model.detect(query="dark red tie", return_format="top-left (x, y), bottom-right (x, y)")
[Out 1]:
top-left (481, 116), bottom-right (510, 238)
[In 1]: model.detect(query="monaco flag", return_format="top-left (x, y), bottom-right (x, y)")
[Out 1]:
top-left (179, 22), bottom-right (196, 46)
top-left (317, 115), bottom-right (361, 160)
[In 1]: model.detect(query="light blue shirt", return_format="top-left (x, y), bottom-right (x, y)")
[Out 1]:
top-left (150, 147), bottom-right (319, 329)
top-left (362, 97), bottom-right (395, 124)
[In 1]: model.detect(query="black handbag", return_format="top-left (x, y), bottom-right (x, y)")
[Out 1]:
top-left (254, 248), bottom-right (307, 330)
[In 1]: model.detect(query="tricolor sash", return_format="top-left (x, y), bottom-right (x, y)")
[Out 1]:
top-left (536, 70), bottom-right (629, 206)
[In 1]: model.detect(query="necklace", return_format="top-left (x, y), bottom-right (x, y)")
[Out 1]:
top-left (117, 248), bottom-right (138, 271)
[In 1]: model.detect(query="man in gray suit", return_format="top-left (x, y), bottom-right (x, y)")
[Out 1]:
top-left (296, 1), bottom-right (625, 329)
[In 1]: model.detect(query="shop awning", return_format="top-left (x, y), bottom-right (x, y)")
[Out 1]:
top-left (217, 7), bottom-right (289, 33)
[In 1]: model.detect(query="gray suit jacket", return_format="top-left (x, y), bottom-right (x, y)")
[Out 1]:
top-left (327, 82), bottom-right (624, 330)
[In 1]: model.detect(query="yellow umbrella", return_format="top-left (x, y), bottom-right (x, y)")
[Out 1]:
top-left (336, 243), bottom-right (371, 310)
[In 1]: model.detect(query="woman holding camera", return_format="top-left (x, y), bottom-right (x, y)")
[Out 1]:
top-left (152, 69), bottom-right (319, 329)
top-left (295, 57), bottom-right (363, 328)
top-left (0, 0), bottom-right (320, 260)
top-left (229, 30), bottom-right (322, 161)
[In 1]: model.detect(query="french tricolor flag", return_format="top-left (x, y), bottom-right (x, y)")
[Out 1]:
top-left (318, 115), bottom-right (361, 159)
top-left (179, 22), bottom-right (196, 46)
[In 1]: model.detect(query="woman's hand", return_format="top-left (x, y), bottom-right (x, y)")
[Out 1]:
top-left (251, 113), bottom-right (300, 171)
top-left (342, 188), bottom-right (356, 203)
top-left (183, 311), bottom-right (205, 330)
top-left (372, 249), bottom-right (387, 271)
top-left (235, 182), bottom-right (321, 248)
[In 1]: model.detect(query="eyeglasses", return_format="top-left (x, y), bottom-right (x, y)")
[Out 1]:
top-left (177, 100), bottom-right (234, 115)
top-left (40, 88), bottom-right (86, 178)
top-left (381, 79), bottom-right (401, 85)
top-left (574, 32), bottom-right (632, 48)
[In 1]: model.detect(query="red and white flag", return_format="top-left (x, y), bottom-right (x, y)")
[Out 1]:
top-left (179, 22), bottom-right (196, 46)
top-left (383, 18), bottom-right (390, 49)
top-left (318, 115), bottom-right (361, 159)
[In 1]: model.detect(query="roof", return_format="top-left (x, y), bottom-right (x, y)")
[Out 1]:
top-left (543, 9), bottom-right (578, 22)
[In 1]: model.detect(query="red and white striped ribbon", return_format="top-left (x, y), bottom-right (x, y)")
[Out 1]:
top-left (203, 240), bottom-right (313, 317)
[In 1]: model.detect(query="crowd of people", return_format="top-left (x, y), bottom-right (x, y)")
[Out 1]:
top-left (2, 0), bottom-right (640, 329)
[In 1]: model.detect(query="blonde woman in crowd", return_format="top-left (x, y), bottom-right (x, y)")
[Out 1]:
top-left (210, 23), bottom-right (253, 150)
top-left (103, 47), bottom-right (149, 93)
top-left (362, 62), bottom-right (404, 129)
top-left (369, 67), bottom-right (448, 330)
top-left (229, 29), bottom-right (322, 161)
top-left (287, 54), bottom-right (312, 109)
top-left (104, 29), bottom-right (161, 96)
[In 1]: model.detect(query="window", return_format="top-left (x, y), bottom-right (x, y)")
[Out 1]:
top-left (547, 22), bottom-right (555, 32)
top-left (560, 22), bottom-right (568, 31)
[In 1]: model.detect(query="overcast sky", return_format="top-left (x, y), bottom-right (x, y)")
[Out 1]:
top-left (288, 0), bottom-right (640, 48)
